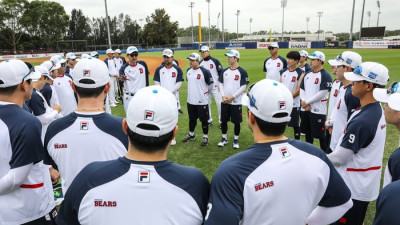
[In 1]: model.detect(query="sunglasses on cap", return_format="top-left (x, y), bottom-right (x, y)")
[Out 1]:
top-left (387, 82), bottom-right (399, 94)
top-left (246, 82), bottom-right (258, 110)
top-left (22, 67), bottom-right (35, 80)
top-left (268, 47), bottom-right (276, 50)
top-left (129, 53), bottom-right (139, 57)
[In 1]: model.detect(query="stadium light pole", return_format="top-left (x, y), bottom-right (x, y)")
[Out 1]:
top-left (281, 0), bottom-right (287, 42)
top-left (306, 17), bottom-right (310, 34)
top-left (367, 11), bottom-right (371, 27)
top-left (377, 1), bottom-right (381, 26)
top-left (217, 12), bottom-right (221, 41)
top-left (139, 18), bottom-right (144, 28)
top-left (317, 11), bottom-right (323, 41)
top-left (104, 0), bottom-right (112, 49)
top-left (222, 0), bottom-right (225, 42)
top-left (350, 0), bottom-right (356, 41)
top-left (249, 18), bottom-right (253, 35)
top-left (189, 2), bottom-right (195, 43)
top-left (359, 0), bottom-right (366, 40)
top-left (235, 10), bottom-right (240, 43)
top-left (206, 0), bottom-right (211, 46)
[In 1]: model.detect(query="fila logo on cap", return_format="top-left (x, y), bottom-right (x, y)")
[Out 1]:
top-left (280, 147), bottom-right (290, 158)
top-left (144, 110), bottom-right (154, 121)
top-left (83, 70), bottom-right (90, 77)
top-left (80, 122), bottom-right (89, 130)
top-left (138, 171), bottom-right (150, 183)
top-left (279, 101), bottom-right (286, 110)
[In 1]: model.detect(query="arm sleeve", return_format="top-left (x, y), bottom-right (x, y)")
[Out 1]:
top-left (344, 90), bottom-right (361, 120)
top-left (0, 163), bottom-right (33, 195)
top-left (282, 57), bottom-right (288, 69)
top-left (305, 90), bottom-right (328, 105)
top-left (263, 59), bottom-right (268, 72)
top-left (172, 82), bottom-right (182, 93)
top-left (176, 67), bottom-right (184, 82)
top-left (307, 199), bottom-right (353, 225)
top-left (119, 64), bottom-right (126, 77)
top-left (233, 85), bottom-right (246, 99)
top-left (153, 67), bottom-right (161, 82)
top-left (219, 83), bottom-right (225, 96)
top-left (300, 89), bottom-right (305, 101)
top-left (339, 118), bottom-right (374, 153)
top-left (327, 146), bottom-right (355, 167)
top-left (203, 69), bottom-right (213, 85)
top-left (40, 86), bottom-right (52, 106)
top-left (384, 148), bottom-right (400, 187)
top-left (28, 95), bottom-right (46, 116)
top-left (36, 110), bottom-right (60, 126)
top-left (239, 68), bottom-right (249, 86)
top-left (154, 81), bottom-right (161, 86)
top-left (383, 165), bottom-right (392, 188)
top-left (320, 72), bottom-right (333, 91)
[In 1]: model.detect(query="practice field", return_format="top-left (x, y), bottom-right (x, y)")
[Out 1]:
top-left (30, 48), bottom-right (399, 224)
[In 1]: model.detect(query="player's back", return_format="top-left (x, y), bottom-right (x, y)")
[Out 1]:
top-left (53, 75), bottom-right (77, 115)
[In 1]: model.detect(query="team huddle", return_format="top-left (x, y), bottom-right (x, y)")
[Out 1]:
top-left (0, 44), bottom-right (399, 225)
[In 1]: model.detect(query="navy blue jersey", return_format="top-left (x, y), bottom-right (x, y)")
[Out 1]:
top-left (27, 89), bottom-right (46, 116)
top-left (40, 83), bottom-right (52, 106)
top-left (373, 180), bottom-right (400, 225)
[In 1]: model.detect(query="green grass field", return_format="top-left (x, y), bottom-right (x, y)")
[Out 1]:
top-left (36, 48), bottom-right (400, 224)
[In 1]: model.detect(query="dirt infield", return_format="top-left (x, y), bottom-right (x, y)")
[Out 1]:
top-left (22, 56), bottom-right (186, 76)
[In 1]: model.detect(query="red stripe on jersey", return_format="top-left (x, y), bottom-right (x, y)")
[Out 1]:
top-left (321, 99), bottom-right (328, 102)
top-left (346, 166), bottom-right (381, 172)
top-left (20, 183), bottom-right (44, 189)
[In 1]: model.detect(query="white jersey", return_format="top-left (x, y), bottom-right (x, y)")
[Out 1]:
top-left (219, 67), bottom-right (249, 105)
top-left (300, 69), bottom-right (333, 115)
top-left (280, 67), bottom-right (304, 107)
top-left (119, 61), bottom-right (149, 95)
top-left (263, 55), bottom-right (287, 81)
top-left (53, 75), bottom-right (77, 116)
top-left (40, 83), bottom-right (60, 107)
top-left (44, 112), bottom-right (129, 193)
top-left (113, 57), bottom-right (125, 72)
top-left (336, 102), bottom-right (386, 201)
top-left (200, 56), bottom-right (223, 85)
top-left (186, 67), bottom-right (213, 105)
top-left (330, 85), bottom-right (360, 151)
top-left (327, 79), bottom-right (342, 120)
top-left (104, 58), bottom-right (117, 75)
top-left (0, 102), bottom-right (54, 224)
top-left (205, 140), bottom-right (351, 225)
top-left (56, 157), bottom-right (210, 225)
top-left (299, 63), bottom-right (312, 74)
top-left (153, 64), bottom-right (184, 93)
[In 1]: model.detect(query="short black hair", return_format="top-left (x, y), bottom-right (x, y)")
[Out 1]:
top-left (254, 113), bottom-right (288, 136)
top-left (127, 124), bottom-right (174, 153)
top-left (286, 51), bottom-right (300, 62)
top-left (0, 84), bottom-right (18, 95)
top-left (74, 79), bottom-right (106, 98)
top-left (362, 80), bottom-right (386, 89)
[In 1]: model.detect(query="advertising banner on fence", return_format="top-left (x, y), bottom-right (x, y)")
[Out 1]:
top-left (257, 42), bottom-right (274, 49)
top-left (353, 41), bottom-right (400, 49)
top-left (288, 42), bottom-right (311, 49)
top-left (0, 53), bottom-right (57, 61)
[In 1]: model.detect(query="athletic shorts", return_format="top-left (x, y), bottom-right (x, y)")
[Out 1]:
top-left (288, 107), bottom-right (300, 128)
top-left (300, 111), bottom-right (326, 139)
top-left (221, 103), bottom-right (243, 124)
top-left (187, 103), bottom-right (209, 123)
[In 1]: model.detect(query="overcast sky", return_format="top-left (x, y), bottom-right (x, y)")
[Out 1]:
top-left (54, 0), bottom-right (399, 34)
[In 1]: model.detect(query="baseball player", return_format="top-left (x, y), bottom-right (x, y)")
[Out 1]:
top-left (279, 51), bottom-right (305, 140)
top-left (199, 45), bottom-right (223, 126)
top-left (154, 49), bottom-right (184, 145)
top-left (263, 42), bottom-right (287, 81)
top-left (373, 180), bottom-right (400, 225)
top-left (119, 46), bottom-right (150, 112)
top-left (56, 86), bottom-right (210, 225)
top-left (104, 49), bottom-right (119, 107)
top-left (65, 52), bottom-right (77, 76)
top-left (114, 49), bottom-right (126, 101)
top-left (205, 79), bottom-right (352, 225)
top-left (373, 81), bottom-right (400, 187)
top-left (90, 51), bottom-right (99, 59)
top-left (218, 49), bottom-right (249, 149)
top-left (44, 57), bottom-right (128, 194)
top-left (300, 51), bottom-right (333, 152)
top-left (40, 60), bottom-right (61, 108)
top-left (328, 62), bottom-right (388, 225)
top-left (182, 53), bottom-right (213, 146)
top-left (299, 50), bottom-right (312, 74)
top-left (27, 65), bottom-right (62, 141)
top-left (326, 51), bottom-right (362, 152)
top-left (51, 55), bottom-right (78, 116)
top-left (0, 59), bottom-right (56, 224)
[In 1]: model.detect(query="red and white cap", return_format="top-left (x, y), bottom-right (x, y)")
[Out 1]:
top-left (126, 85), bottom-right (178, 137)
top-left (373, 81), bottom-right (400, 111)
top-left (72, 57), bottom-right (110, 88)
top-left (344, 62), bottom-right (389, 86)
top-left (0, 60), bottom-right (34, 87)
top-left (242, 79), bottom-right (293, 123)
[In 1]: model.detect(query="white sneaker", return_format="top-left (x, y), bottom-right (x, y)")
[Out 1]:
top-left (233, 140), bottom-right (239, 149)
top-left (110, 103), bottom-right (117, 107)
top-left (171, 139), bottom-right (176, 146)
top-left (217, 138), bottom-right (228, 147)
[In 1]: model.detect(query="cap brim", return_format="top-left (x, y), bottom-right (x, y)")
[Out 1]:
top-left (52, 63), bottom-right (61, 71)
top-left (29, 71), bottom-right (42, 81)
top-left (388, 94), bottom-right (400, 111)
top-left (225, 53), bottom-right (235, 57)
top-left (187, 57), bottom-right (197, 60)
top-left (328, 59), bottom-right (345, 66)
top-left (373, 88), bottom-right (389, 103)
top-left (241, 94), bottom-right (250, 107)
top-left (163, 54), bottom-right (173, 57)
top-left (344, 72), bottom-right (366, 82)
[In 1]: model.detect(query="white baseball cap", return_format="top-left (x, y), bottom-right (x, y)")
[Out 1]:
top-left (106, 49), bottom-right (114, 54)
top-left (0, 59), bottom-right (34, 88)
top-left (187, 52), bottom-right (201, 61)
top-left (66, 52), bottom-right (77, 60)
top-left (34, 65), bottom-right (52, 81)
top-left (299, 50), bottom-right (308, 57)
top-left (50, 54), bottom-right (67, 64)
top-left (90, 51), bottom-right (99, 57)
top-left (115, 49), bottom-right (122, 54)
top-left (72, 57), bottom-right (110, 88)
top-left (373, 82), bottom-right (400, 111)
top-left (328, 51), bottom-right (362, 69)
top-left (268, 42), bottom-right (279, 49)
top-left (162, 49), bottom-right (174, 57)
top-left (80, 53), bottom-right (90, 59)
top-left (242, 79), bottom-right (293, 123)
top-left (199, 45), bottom-right (210, 52)
top-left (127, 46), bottom-right (138, 54)
top-left (126, 85), bottom-right (178, 137)
top-left (344, 62), bottom-right (389, 86)
top-left (225, 49), bottom-right (240, 59)
top-left (41, 60), bottom-right (61, 72)
top-left (308, 51), bottom-right (326, 62)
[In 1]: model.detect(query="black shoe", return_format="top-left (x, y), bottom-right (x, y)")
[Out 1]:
top-left (178, 109), bottom-right (184, 114)
top-left (182, 134), bottom-right (196, 142)
top-left (201, 137), bottom-right (209, 146)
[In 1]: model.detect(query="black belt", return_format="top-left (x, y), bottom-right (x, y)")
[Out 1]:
top-left (125, 93), bottom-right (135, 96)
